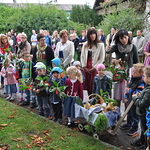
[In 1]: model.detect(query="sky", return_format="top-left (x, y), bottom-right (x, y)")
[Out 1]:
top-left (1, 0), bottom-right (95, 7)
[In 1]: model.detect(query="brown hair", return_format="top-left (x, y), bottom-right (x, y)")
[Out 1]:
top-left (85, 28), bottom-right (101, 48)
top-left (59, 30), bottom-right (68, 38)
top-left (0, 35), bottom-right (8, 46)
top-left (133, 63), bottom-right (144, 73)
top-left (144, 66), bottom-right (150, 78)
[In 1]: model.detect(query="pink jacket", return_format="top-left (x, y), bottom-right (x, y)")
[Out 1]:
top-left (1, 64), bottom-right (17, 85)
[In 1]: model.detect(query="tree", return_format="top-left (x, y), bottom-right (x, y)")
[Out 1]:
top-left (0, 4), bottom-right (69, 38)
top-left (96, 6), bottom-right (147, 36)
top-left (70, 4), bottom-right (102, 27)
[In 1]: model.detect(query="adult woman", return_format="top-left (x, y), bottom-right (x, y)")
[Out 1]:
top-left (17, 33), bottom-right (31, 58)
top-left (81, 28), bottom-right (105, 94)
top-left (107, 29), bottom-right (139, 107)
top-left (32, 33), bottom-right (54, 67)
top-left (55, 30), bottom-right (74, 67)
top-left (97, 29), bottom-right (105, 44)
top-left (51, 30), bottom-right (60, 51)
top-left (106, 29), bottom-right (138, 68)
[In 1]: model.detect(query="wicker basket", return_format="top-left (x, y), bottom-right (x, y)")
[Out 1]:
top-left (88, 94), bottom-right (104, 104)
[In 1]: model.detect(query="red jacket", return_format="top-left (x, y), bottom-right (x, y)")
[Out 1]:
top-left (64, 79), bottom-right (83, 100)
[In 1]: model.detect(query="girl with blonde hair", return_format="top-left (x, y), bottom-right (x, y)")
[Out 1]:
top-left (63, 66), bottom-right (83, 126)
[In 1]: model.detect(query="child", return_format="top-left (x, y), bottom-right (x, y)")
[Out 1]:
top-left (73, 60), bottom-right (85, 82)
top-left (120, 63), bottom-right (145, 137)
top-left (33, 62), bottom-right (52, 118)
top-left (18, 51), bottom-right (36, 107)
top-left (64, 66), bottom-right (83, 126)
top-left (1, 58), bottom-right (17, 100)
top-left (112, 59), bottom-right (127, 108)
top-left (93, 63), bottom-right (111, 96)
top-left (49, 67), bottom-right (63, 123)
top-left (131, 66), bottom-right (150, 150)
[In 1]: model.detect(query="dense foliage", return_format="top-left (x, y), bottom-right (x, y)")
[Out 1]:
top-left (96, 7), bottom-right (147, 36)
top-left (70, 4), bottom-right (103, 28)
top-left (0, 3), bottom-right (89, 38)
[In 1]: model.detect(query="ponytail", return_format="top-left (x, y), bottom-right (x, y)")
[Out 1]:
top-left (66, 66), bottom-right (83, 83)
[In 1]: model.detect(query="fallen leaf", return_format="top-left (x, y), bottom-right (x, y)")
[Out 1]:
top-left (131, 133), bottom-right (139, 137)
top-left (12, 138), bottom-right (23, 141)
top-left (43, 129), bottom-right (50, 134)
top-left (127, 148), bottom-right (131, 150)
top-left (61, 136), bottom-right (65, 141)
top-left (46, 137), bottom-right (53, 142)
top-left (0, 124), bottom-right (8, 127)
top-left (67, 134), bottom-right (71, 136)
top-left (25, 144), bottom-right (32, 148)
top-left (16, 143), bottom-right (22, 148)
top-left (0, 127), bottom-right (4, 130)
top-left (113, 140), bottom-right (116, 142)
top-left (71, 135), bottom-right (76, 137)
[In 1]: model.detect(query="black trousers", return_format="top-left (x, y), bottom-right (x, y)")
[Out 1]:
top-left (51, 101), bottom-right (62, 119)
top-left (139, 115), bottom-right (147, 147)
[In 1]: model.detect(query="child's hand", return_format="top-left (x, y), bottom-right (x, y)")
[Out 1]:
top-left (126, 87), bottom-right (130, 91)
top-left (36, 89), bottom-right (40, 93)
top-left (124, 98), bottom-right (128, 103)
top-left (33, 88), bottom-right (36, 92)
top-left (132, 93), bottom-right (138, 97)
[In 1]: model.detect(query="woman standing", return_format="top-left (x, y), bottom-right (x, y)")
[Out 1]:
top-left (32, 33), bottom-right (54, 67)
top-left (55, 30), bottom-right (74, 67)
top-left (106, 29), bottom-right (138, 68)
top-left (107, 29), bottom-right (139, 107)
top-left (97, 29), bottom-right (106, 44)
top-left (17, 33), bottom-right (31, 59)
top-left (81, 28), bottom-right (105, 94)
top-left (51, 30), bottom-right (60, 51)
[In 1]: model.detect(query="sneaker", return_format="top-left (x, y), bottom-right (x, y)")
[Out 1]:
top-left (67, 122), bottom-right (72, 126)
top-left (131, 139), bottom-right (144, 146)
top-left (19, 101), bottom-right (30, 106)
top-left (6, 96), bottom-right (11, 100)
top-left (19, 97), bottom-right (23, 102)
top-left (53, 118), bottom-right (57, 122)
top-left (127, 129), bottom-right (138, 136)
top-left (120, 124), bottom-right (130, 130)
top-left (9, 97), bottom-right (15, 101)
top-left (134, 145), bottom-right (146, 150)
top-left (30, 103), bottom-right (36, 108)
top-left (57, 118), bottom-right (62, 124)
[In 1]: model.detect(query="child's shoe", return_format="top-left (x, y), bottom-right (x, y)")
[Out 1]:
top-left (127, 128), bottom-right (138, 136)
top-left (19, 97), bottom-right (23, 102)
top-left (9, 97), bottom-right (15, 101)
top-left (67, 122), bottom-right (72, 126)
top-left (120, 124), bottom-right (130, 130)
top-left (6, 96), bottom-right (11, 100)
top-left (19, 101), bottom-right (30, 106)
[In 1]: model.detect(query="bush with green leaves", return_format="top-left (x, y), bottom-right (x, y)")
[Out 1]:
top-left (96, 6), bottom-right (147, 36)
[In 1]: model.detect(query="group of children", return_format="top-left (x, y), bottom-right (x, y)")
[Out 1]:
top-left (1, 53), bottom-right (150, 150)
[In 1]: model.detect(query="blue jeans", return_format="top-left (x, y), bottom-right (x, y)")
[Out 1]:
top-left (25, 90), bottom-right (36, 104)
top-left (127, 101), bottom-right (139, 131)
top-left (37, 96), bottom-right (50, 117)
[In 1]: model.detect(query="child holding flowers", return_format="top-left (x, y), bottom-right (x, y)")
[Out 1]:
top-left (1, 58), bottom-right (17, 100)
top-left (63, 66), bottom-right (83, 126)
top-left (49, 67), bottom-right (64, 123)
top-left (33, 62), bottom-right (52, 118)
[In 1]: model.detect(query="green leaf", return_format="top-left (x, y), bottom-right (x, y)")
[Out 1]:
top-left (49, 87), bottom-right (56, 92)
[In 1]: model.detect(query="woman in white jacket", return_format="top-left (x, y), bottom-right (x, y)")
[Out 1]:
top-left (55, 30), bottom-right (74, 67)
top-left (81, 28), bottom-right (105, 94)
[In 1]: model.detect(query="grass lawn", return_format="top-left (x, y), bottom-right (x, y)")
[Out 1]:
top-left (0, 98), bottom-right (119, 150)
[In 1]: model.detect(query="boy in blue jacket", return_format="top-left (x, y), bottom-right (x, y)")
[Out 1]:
top-left (49, 67), bottom-right (63, 123)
